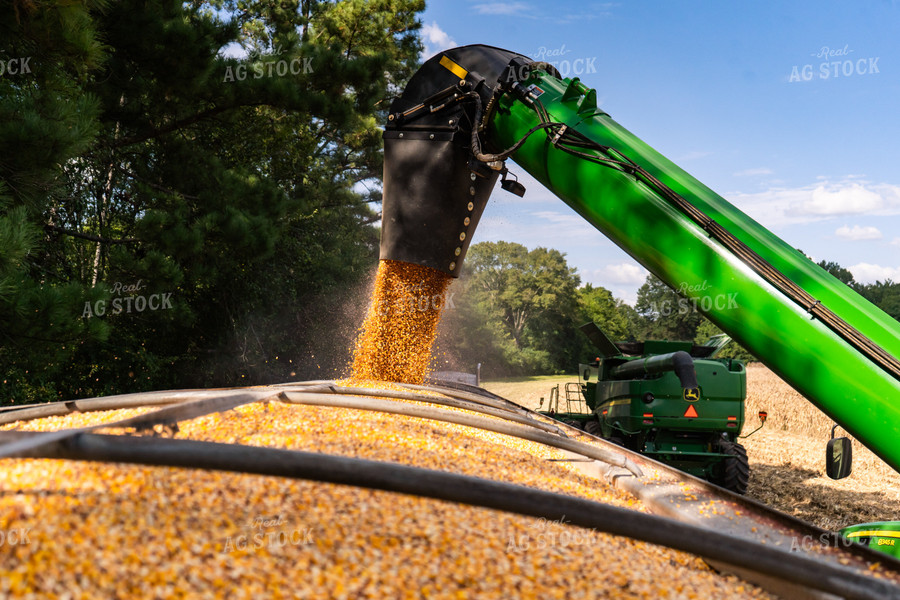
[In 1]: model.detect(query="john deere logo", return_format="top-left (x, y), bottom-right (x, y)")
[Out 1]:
top-left (683, 388), bottom-right (700, 402)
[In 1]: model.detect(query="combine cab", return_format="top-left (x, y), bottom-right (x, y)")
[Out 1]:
top-left (541, 323), bottom-right (755, 494)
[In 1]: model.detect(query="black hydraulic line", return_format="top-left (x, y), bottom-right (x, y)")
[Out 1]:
top-left (620, 158), bottom-right (900, 382)
top-left (280, 390), bottom-right (643, 477)
top-left (0, 431), bottom-right (895, 600)
top-left (0, 390), bottom-right (279, 459)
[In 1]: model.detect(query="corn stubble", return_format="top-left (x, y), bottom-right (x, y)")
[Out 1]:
top-left (350, 260), bottom-right (453, 384)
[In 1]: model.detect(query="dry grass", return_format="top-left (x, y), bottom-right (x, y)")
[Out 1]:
top-left (482, 375), bottom-right (574, 412)
top-left (487, 365), bottom-right (900, 531)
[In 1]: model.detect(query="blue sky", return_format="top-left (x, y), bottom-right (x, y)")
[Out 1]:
top-left (417, 0), bottom-right (900, 304)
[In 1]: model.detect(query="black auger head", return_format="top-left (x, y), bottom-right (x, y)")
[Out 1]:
top-left (380, 45), bottom-right (531, 277)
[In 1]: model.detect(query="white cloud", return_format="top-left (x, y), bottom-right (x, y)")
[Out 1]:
top-left (835, 225), bottom-right (883, 241)
top-left (734, 167), bottom-right (773, 177)
top-left (420, 22), bottom-right (456, 61)
top-left (218, 42), bottom-right (248, 59)
top-left (729, 179), bottom-right (900, 229)
top-left (471, 2), bottom-right (533, 15)
top-left (892, 238), bottom-right (900, 246)
top-left (800, 182), bottom-right (885, 216)
top-left (676, 150), bottom-right (712, 161)
top-left (581, 262), bottom-right (648, 287)
top-left (600, 262), bottom-right (649, 285)
top-left (575, 262), bottom-right (649, 305)
top-left (848, 263), bottom-right (900, 284)
top-left (530, 210), bottom-right (593, 229)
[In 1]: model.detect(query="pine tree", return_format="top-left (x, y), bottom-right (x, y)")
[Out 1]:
top-left (1, 0), bottom-right (425, 402)
top-left (0, 1), bottom-right (110, 403)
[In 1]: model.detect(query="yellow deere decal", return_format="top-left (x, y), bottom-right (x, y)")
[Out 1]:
top-left (439, 55), bottom-right (468, 80)
top-left (847, 530), bottom-right (900, 539)
top-left (606, 399), bottom-right (631, 407)
top-left (683, 388), bottom-right (700, 402)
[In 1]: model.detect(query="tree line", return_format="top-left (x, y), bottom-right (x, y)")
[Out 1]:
top-left (3, 1), bottom-right (898, 402)
top-left (1, 0), bottom-right (423, 404)
top-left (436, 241), bottom-right (900, 378)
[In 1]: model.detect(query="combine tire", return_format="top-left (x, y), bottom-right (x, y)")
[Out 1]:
top-left (560, 418), bottom-right (585, 431)
top-left (719, 440), bottom-right (750, 495)
top-left (584, 420), bottom-right (602, 437)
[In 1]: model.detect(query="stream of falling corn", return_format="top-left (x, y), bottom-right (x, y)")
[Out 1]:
top-left (350, 260), bottom-right (453, 384)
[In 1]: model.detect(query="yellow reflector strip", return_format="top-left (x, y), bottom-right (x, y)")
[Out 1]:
top-left (846, 530), bottom-right (900, 539)
top-left (439, 55), bottom-right (468, 80)
top-left (606, 399), bottom-right (631, 407)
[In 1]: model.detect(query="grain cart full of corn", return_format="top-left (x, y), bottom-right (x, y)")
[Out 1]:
top-left (379, 44), bottom-right (900, 555)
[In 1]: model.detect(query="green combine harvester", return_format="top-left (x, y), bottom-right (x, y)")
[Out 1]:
top-left (538, 325), bottom-right (756, 494)
top-left (379, 43), bottom-right (900, 557)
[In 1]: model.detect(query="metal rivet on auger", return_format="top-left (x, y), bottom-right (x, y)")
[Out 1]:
top-left (449, 261), bottom-right (456, 270)
top-left (454, 247), bottom-right (461, 256)
top-left (467, 202), bottom-right (474, 211)
top-left (429, 134), bottom-right (434, 140)
top-left (464, 217), bottom-right (470, 226)
top-left (469, 186), bottom-right (475, 195)
top-left (399, 132), bottom-right (404, 138)
top-left (459, 232), bottom-right (466, 241)
top-left (470, 173), bottom-right (476, 181)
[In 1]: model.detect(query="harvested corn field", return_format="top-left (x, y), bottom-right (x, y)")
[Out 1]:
top-left (742, 364), bottom-right (900, 530)
top-left (486, 366), bottom-right (900, 533)
top-left (0, 390), bottom-right (778, 599)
